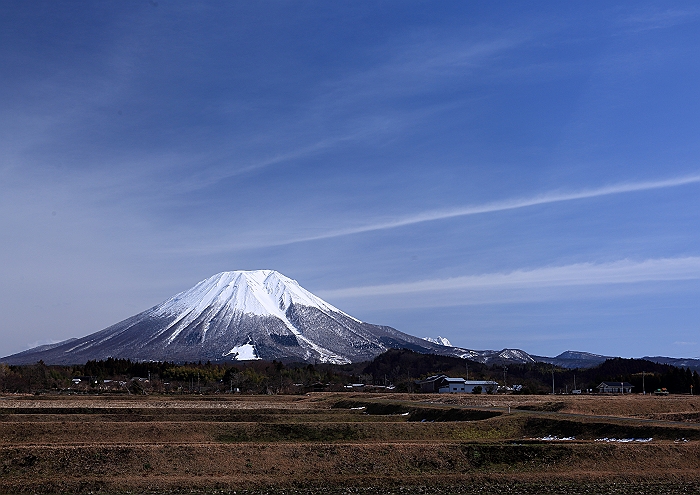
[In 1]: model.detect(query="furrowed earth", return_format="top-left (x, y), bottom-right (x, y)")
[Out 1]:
top-left (1, 393), bottom-right (699, 494)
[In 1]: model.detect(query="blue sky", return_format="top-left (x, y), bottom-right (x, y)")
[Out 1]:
top-left (2, 2), bottom-right (700, 359)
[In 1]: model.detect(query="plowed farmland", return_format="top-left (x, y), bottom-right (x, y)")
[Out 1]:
top-left (1, 393), bottom-right (699, 494)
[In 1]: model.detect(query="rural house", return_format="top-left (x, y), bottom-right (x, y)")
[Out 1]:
top-left (416, 375), bottom-right (498, 394)
top-left (597, 381), bottom-right (634, 394)
top-left (416, 375), bottom-right (448, 393)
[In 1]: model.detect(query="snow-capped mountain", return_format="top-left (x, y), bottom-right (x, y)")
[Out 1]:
top-left (4, 270), bottom-right (532, 366)
top-left (450, 348), bottom-right (536, 365)
top-left (8, 270), bottom-right (692, 370)
top-left (496, 349), bottom-right (536, 363)
top-left (423, 336), bottom-right (452, 347)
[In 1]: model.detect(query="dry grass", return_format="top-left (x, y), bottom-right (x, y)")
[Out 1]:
top-left (1, 392), bottom-right (699, 493)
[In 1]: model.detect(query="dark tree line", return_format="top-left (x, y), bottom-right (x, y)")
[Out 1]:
top-left (1, 350), bottom-right (698, 395)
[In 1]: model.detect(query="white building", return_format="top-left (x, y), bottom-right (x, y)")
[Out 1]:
top-left (437, 378), bottom-right (498, 394)
top-left (597, 381), bottom-right (634, 394)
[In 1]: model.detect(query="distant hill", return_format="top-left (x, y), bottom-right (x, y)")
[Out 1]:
top-left (642, 356), bottom-right (700, 372)
top-left (533, 351), bottom-right (611, 369)
top-left (532, 351), bottom-right (700, 372)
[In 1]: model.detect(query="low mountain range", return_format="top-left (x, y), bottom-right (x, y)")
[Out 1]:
top-left (2, 270), bottom-right (699, 370)
top-left (533, 351), bottom-right (700, 371)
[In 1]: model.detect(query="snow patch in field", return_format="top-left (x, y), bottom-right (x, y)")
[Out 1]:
top-left (594, 437), bottom-right (652, 443)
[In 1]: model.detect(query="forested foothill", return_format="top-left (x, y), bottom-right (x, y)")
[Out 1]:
top-left (0, 349), bottom-right (698, 395)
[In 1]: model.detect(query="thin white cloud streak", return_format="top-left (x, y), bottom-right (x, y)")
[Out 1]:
top-left (320, 257), bottom-right (700, 299)
top-left (622, 7), bottom-right (700, 32)
top-left (246, 175), bottom-right (700, 248)
top-left (172, 174), bottom-right (700, 254)
top-left (180, 126), bottom-right (385, 192)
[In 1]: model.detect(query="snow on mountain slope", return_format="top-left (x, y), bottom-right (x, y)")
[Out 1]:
top-left (154, 270), bottom-right (358, 324)
top-left (1, 269), bottom-right (540, 366)
top-left (1, 270), bottom-right (446, 365)
top-left (555, 350), bottom-right (608, 361)
top-left (497, 349), bottom-right (536, 363)
top-left (223, 341), bottom-right (260, 360)
top-left (145, 270), bottom-right (356, 363)
top-left (423, 336), bottom-right (452, 346)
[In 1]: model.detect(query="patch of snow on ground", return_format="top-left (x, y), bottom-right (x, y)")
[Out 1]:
top-left (594, 438), bottom-right (652, 443)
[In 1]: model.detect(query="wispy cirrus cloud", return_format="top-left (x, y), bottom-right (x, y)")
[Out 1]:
top-left (294, 175), bottom-right (700, 242)
top-left (319, 256), bottom-right (700, 304)
top-left (193, 174), bottom-right (699, 252)
top-left (623, 6), bottom-right (700, 32)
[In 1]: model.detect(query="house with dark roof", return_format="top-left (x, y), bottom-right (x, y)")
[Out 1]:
top-left (416, 375), bottom-right (448, 393)
top-left (597, 381), bottom-right (633, 394)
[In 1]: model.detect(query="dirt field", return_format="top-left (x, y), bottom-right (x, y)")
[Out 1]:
top-left (1, 393), bottom-right (699, 494)
top-left (415, 392), bottom-right (700, 419)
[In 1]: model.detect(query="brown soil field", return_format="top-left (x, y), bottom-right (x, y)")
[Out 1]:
top-left (412, 392), bottom-right (700, 419)
top-left (1, 393), bottom-right (699, 494)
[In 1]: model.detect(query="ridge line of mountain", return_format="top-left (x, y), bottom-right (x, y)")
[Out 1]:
top-left (2, 270), bottom-right (697, 370)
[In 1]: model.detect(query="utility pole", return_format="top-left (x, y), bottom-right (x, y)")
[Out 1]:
top-left (503, 366), bottom-right (507, 388)
top-left (465, 361), bottom-right (469, 381)
top-left (552, 366), bottom-right (555, 394)
top-left (642, 371), bottom-right (645, 395)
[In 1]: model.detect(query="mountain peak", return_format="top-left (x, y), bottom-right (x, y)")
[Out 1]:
top-left (555, 350), bottom-right (608, 360)
top-left (154, 270), bottom-right (359, 324)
